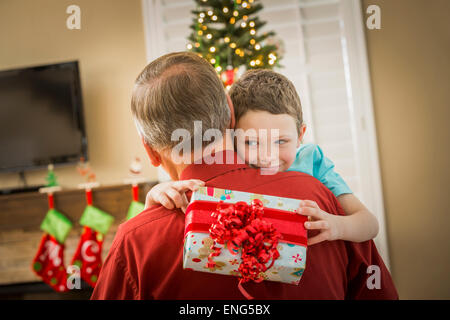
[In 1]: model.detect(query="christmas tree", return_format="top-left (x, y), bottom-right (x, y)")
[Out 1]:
top-left (187, 0), bottom-right (282, 87)
top-left (45, 164), bottom-right (58, 187)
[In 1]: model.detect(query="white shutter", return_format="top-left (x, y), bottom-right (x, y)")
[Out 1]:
top-left (259, 0), bottom-right (359, 195)
top-left (142, 0), bottom-right (389, 267)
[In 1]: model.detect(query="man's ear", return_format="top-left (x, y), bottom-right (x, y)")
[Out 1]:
top-left (226, 94), bottom-right (236, 129)
top-left (141, 137), bottom-right (162, 167)
top-left (297, 124), bottom-right (307, 148)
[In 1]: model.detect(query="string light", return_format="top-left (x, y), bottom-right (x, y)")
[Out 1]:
top-left (250, 39), bottom-right (255, 45)
top-left (209, 46), bottom-right (216, 52)
top-left (242, 2), bottom-right (248, 8)
top-left (250, 29), bottom-right (256, 35)
top-left (202, 25), bottom-right (207, 30)
top-left (210, 58), bottom-right (216, 64)
top-left (230, 17), bottom-right (235, 24)
top-left (243, 15), bottom-right (248, 21)
top-left (199, 12), bottom-right (205, 18)
top-left (198, 18), bottom-right (204, 23)
top-left (207, 10), bottom-right (213, 16)
top-left (255, 44), bottom-right (261, 50)
top-left (206, 33), bottom-right (212, 39)
top-left (233, 10), bottom-right (239, 17)
top-left (212, 15), bottom-right (217, 21)
top-left (250, 60), bottom-right (256, 67)
top-left (195, 42), bottom-right (200, 48)
top-left (230, 42), bottom-right (236, 48)
top-left (269, 53), bottom-right (277, 65)
top-left (241, 22), bottom-right (247, 28)
top-left (216, 66), bottom-right (222, 72)
top-left (255, 59), bottom-right (261, 65)
top-left (224, 36), bottom-right (230, 43)
top-left (187, 43), bottom-right (193, 50)
top-left (249, 21), bottom-right (255, 27)
top-left (198, 30), bottom-right (203, 36)
top-left (223, 7), bottom-right (229, 13)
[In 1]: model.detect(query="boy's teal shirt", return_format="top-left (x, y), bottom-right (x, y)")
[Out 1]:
top-left (287, 143), bottom-right (352, 197)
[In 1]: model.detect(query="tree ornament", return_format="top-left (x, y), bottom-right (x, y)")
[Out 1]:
top-left (45, 164), bottom-right (58, 187)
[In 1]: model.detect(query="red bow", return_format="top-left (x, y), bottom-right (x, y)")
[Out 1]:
top-left (207, 199), bottom-right (282, 299)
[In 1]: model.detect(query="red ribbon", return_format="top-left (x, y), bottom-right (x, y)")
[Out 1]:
top-left (132, 185), bottom-right (139, 202)
top-left (185, 200), bottom-right (307, 245)
top-left (85, 189), bottom-right (93, 205)
top-left (185, 199), bottom-right (307, 300)
top-left (47, 193), bottom-right (54, 209)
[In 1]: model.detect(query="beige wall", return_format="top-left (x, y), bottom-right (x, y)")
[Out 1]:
top-left (362, 0), bottom-right (450, 299)
top-left (0, 0), bottom-right (157, 189)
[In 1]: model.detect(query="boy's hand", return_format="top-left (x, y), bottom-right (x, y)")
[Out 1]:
top-left (145, 179), bottom-right (205, 213)
top-left (296, 200), bottom-right (344, 246)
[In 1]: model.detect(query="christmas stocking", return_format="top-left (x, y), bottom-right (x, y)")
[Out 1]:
top-left (126, 184), bottom-right (145, 220)
top-left (32, 195), bottom-right (73, 292)
top-left (71, 190), bottom-right (114, 287)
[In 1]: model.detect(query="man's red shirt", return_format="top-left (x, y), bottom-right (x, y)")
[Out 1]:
top-left (91, 151), bottom-right (398, 299)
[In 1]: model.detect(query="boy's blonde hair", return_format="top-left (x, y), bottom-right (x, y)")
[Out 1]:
top-left (131, 52), bottom-right (230, 150)
top-left (229, 69), bottom-right (303, 134)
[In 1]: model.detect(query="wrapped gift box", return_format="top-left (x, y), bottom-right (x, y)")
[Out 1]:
top-left (183, 186), bottom-right (308, 285)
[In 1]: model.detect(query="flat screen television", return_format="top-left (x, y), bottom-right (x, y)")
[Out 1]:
top-left (0, 61), bottom-right (87, 173)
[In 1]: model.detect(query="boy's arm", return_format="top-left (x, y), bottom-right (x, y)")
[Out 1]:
top-left (293, 144), bottom-right (378, 243)
top-left (336, 194), bottom-right (379, 242)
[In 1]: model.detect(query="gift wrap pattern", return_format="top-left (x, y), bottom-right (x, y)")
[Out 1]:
top-left (183, 187), bottom-right (307, 285)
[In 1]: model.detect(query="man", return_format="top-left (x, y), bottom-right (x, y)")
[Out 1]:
top-left (91, 52), bottom-right (398, 299)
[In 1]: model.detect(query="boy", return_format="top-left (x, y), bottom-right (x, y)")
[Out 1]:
top-left (145, 69), bottom-right (378, 245)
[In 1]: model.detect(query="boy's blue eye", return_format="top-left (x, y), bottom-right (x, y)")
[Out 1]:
top-left (246, 140), bottom-right (258, 146)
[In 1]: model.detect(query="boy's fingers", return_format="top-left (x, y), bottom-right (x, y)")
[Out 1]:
top-left (299, 200), bottom-right (319, 209)
top-left (172, 179), bottom-right (205, 192)
top-left (158, 193), bottom-right (174, 210)
top-left (304, 220), bottom-right (329, 230)
top-left (181, 193), bottom-right (189, 213)
top-left (307, 232), bottom-right (328, 246)
top-left (297, 206), bottom-right (322, 219)
top-left (166, 188), bottom-right (184, 208)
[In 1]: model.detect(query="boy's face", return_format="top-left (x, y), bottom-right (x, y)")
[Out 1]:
top-left (235, 110), bottom-right (304, 174)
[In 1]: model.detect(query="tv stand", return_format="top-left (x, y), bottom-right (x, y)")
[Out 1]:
top-left (0, 185), bottom-right (45, 195)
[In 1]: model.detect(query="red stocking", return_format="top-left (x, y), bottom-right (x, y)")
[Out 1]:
top-left (32, 234), bottom-right (69, 292)
top-left (71, 226), bottom-right (104, 287)
top-left (31, 197), bottom-right (72, 292)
